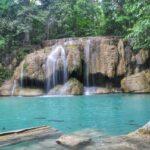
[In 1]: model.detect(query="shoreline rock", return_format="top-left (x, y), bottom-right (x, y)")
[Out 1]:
top-left (121, 70), bottom-right (150, 93)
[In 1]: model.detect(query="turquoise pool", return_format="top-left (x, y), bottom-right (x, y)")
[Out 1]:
top-left (0, 94), bottom-right (150, 135)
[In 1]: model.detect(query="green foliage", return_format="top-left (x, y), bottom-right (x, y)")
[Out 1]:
top-left (125, 0), bottom-right (150, 50)
top-left (16, 47), bottom-right (31, 63)
top-left (23, 63), bottom-right (28, 70)
top-left (102, 0), bottom-right (150, 50)
top-left (0, 66), bottom-right (12, 86)
top-left (0, 36), bottom-right (6, 49)
top-left (0, 0), bottom-right (149, 69)
top-left (73, 0), bottom-right (106, 36)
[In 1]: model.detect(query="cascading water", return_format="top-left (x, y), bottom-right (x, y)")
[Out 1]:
top-left (84, 39), bottom-right (91, 87)
top-left (84, 40), bottom-right (91, 95)
top-left (46, 45), bottom-right (68, 92)
top-left (11, 80), bottom-right (16, 96)
top-left (19, 62), bottom-right (24, 96)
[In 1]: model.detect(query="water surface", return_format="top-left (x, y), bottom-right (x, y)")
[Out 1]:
top-left (0, 94), bottom-right (150, 135)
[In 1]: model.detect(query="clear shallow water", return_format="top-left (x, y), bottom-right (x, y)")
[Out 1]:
top-left (0, 94), bottom-right (150, 136)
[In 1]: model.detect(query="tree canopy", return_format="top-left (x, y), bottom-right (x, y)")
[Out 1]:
top-left (0, 0), bottom-right (149, 52)
top-left (0, 0), bottom-right (149, 85)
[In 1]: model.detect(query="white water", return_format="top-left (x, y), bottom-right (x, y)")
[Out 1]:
top-left (11, 80), bottom-right (16, 96)
top-left (19, 62), bottom-right (24, 96)
top-left (46, 45), bottom-right (68, 92)
top-left (84, 39), bottom-right (91, 87)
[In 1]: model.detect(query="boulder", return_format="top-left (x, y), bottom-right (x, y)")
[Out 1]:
top-left (56, 135), bottom-right (91, 148)
top-left (48, 78), bottom-right (83, 95)
top-left (121, 70), bottom-right (150, 93)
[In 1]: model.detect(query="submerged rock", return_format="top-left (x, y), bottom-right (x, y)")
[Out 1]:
top-left (48, 78), bottom-right (83, 95)
top-left (56, 134), bottom-right (91, 148)
top-left (121, 70), bottom-right (150, 93)
top-left (0, 126), bottom-right (62, 147)
top-left (56, 129), bottom-right (103, 148)
top-left (0, 122), bottom-right (150, 149)
top-left (129, 121), bottom-right (150, 137)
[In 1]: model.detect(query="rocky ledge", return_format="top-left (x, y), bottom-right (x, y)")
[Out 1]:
top-left (0, 36), bottom-right (149, 96)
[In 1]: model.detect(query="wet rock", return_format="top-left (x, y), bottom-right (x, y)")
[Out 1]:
top-left (57, 128), bottom-right (103, 148)
top-left (56, 134), bottom-right (91, 148)
top-left (13, 43), bottom-right (82, 83)
top-left (13, 49), bottom-right (47, 82)
top-left (84, 87), bottom-right (122, 95)
top-left (0, 126), bottom-right (62, 147)
top-left (117, 39), bottom-right (126, 76)
top-left (48, 78), bottom-right (83, 95)
top-left (13, 88), bottom-right (44, 96)
top-left (129, 121), bottom-right (150, 136)
top-left (88, 37), bottom-right (119, 78)
top-left (1, 36), bottom-right (150, 95)
top-left (66, 43), bottom-right (82, 73)
top-left (0, 80), bottom-right (13, 96)
top-left (121, 70), bottom-right (150, 93)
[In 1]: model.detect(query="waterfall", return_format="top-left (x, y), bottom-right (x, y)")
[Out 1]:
top-left (84, 39), bottom-right (91, 87)
top-left (46, 45), bottom-right (68, 92)
top-left (19, 62), bottom-right (24, 96)
top-left (84, 40), bottom-right (91, 95)
top-left (11, 80), bottom-right (16, 96)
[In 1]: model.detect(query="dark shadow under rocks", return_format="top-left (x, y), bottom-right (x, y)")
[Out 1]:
top-left (84, 73), bottom-right (124, 88)
top-left (19, 77), bottom-right (45, 89)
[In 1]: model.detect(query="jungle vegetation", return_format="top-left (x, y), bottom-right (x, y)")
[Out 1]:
top-left (0, 0), bottom-right (149, 85)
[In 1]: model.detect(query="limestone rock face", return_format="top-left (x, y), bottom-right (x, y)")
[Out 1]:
top-left (1, 36), bottom-right (149, 96)
top-left (13, 43), bottom-right (82, 83)
top-left (13, 48), bottom-right (48, 82)
top-left (87, 37), bottom-right (118, 78)
top-left (48, 78), bottom-right (83, 95)
top-left (121, 70), bottom-right (150, 93)
top-left (0, 80), bottom-right (13, 96)
top-left (66, 43), bottom-right (82, 73)
top-left (42, 37), bottom-right (132, 78)
top-left (11, 37), bottom-right (150, 86)
top-left (135, 49), bottom-right (149, 65)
